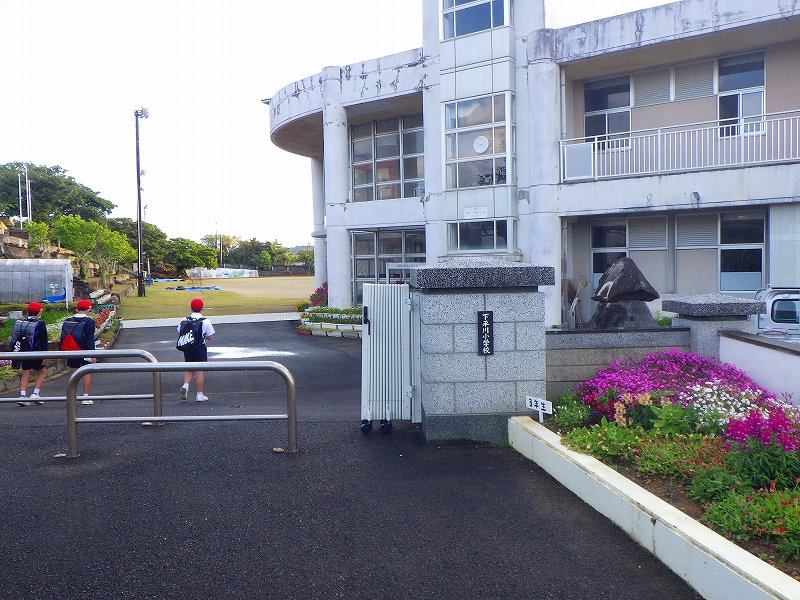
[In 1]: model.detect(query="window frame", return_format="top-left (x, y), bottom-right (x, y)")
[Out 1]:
top-left (350, 228), bottom-right (426, 303)
top-left (442, 0), bottom-right (507, 40)
top-left (583, 76), bottom-right (631, 149)
top-left (350, 114), bottom-right (425, 203)
top-left (446, 218), bottom-right (514, 253)
top-left (716, 52), bottom-right (765, 138)
top-left (444, 93), bottom-right (512, 190)
top-left (674, 211), bottom-right (765, 293)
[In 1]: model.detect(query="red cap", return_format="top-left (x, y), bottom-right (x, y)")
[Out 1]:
top-left (76, 299), bottom-right (92, 310)
top-left (190, 298), bottom-right (204, 312)
top-left (27, 302), bottom-right (42, 314)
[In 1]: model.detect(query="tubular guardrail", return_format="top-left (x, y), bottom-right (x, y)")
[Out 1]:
top-left (0, 350), bottom-right (162, 413)
top-left (65, 361), bottom-right (297, 458)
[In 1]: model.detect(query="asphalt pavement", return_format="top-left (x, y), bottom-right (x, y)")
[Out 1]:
top-left (0, 319), bottom-right (704, 599)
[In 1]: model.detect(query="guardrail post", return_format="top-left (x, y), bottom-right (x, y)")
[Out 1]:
top-left (56, 361), bottom-right (297, 458)
top-left (66, 371), bottom-right (80, 458)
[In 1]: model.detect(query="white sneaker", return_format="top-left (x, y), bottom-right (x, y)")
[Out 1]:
top-left (195, 393), bottom-right (208, 402)
top-left (81, 399), bottom-right (93, 405)
top-left (30, 393), bottom-right (44, 406)
top-left (179, 386), bottom-right (188, 401)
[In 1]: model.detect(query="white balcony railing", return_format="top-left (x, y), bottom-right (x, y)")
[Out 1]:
top-left (561, 110), bottom-right (800, 182)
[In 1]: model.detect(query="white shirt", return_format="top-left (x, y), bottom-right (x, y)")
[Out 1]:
top-left (177, 312), bottom-right (215, 339)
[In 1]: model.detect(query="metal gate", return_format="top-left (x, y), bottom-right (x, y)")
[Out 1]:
top-left (360, 283), bottom-right (420, 432)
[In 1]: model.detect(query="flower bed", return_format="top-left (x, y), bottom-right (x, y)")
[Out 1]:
top-left (296, 305), bottom-right (363, 337)
top-left (550, 349), bottom-right (800, 569)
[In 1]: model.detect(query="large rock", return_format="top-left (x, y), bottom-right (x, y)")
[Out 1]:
top-left (591, 257), bottom-right (660, 302)
top-left (586, 300), bottom-right (657, 329)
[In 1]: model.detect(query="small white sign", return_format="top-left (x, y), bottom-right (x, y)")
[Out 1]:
top-left (526, 396), bottom-right (552, 413)
top-left (464, 206), bottom-right (488, 219)
top-left (526, 396), bottom-right (553, 423)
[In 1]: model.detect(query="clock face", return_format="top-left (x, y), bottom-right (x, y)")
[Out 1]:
top-left (473, 135), bottom-right (490, 154)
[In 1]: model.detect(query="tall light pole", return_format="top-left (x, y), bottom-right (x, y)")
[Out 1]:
top-left (134, 107), bottom-right (149, 297)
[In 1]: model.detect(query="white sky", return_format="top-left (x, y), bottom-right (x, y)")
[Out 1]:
top-left (0, 0), bottom-right (665, 247)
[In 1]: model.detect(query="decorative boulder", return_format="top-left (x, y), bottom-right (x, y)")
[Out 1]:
top-left (591, 257), bottom-right (660, 303)
top-left (587, 257), bottom-right (660, 329)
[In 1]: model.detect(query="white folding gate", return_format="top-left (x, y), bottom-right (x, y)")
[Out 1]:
top-left (361, 283), bottom-right (420, 428)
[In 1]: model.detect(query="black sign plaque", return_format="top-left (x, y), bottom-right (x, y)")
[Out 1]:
top-left (478, 311), bottom-right (494, 356)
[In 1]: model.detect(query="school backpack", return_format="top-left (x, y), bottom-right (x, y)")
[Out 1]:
top-left (60, 319), bottom-right (86, 351)
top-left (11, 319), bottom-right (37, 352)
top-left (176, 317), bottom-right (206, 351)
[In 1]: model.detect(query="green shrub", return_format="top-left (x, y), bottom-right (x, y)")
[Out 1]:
top-left (551, 392), bottom-right (590, 433)
top-left (563, 418), bottom-right (645, 462)
top-left (634, 433), bottom-right (727, 481)
top-left (726, 440), bottom-right (800, 491)
top-left (687, 466), bottom-right (753, 504)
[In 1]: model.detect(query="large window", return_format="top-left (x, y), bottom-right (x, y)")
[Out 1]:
top-left (352, 228), bottom-right (426, 303)
top-left (443, 0), bottom-right (506, 40)
top-left (590, 217), bottom-right (668, 289)
top-left (675, 211), bottom-right (764, 292)
top-left (718, 52), bottom-right (764, 137)
top-left (590, 220), bottom-right (628, 288)
top-left (350, 114), bottom-right (424, 202)
top-left (445, 94), bottom-right (511, 189)
top-left (447, 219), bottom-right (514, 252)
top-left (584, 76), bottom-right (631, 143)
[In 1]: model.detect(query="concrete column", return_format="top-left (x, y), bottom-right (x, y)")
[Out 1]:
top-left (526, 30), bottom-right (563, 326)
top-left (310, 157), bottom-right (327, 288)
top-left (321, 66), bottom-right (352, 308)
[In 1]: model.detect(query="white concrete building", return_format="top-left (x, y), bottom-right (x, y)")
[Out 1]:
top-left (267, 0), bottom-right (800, 327)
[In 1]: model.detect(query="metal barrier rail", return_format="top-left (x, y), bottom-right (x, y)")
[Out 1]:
top-left (65, 361), bottom-right (297, 458)
top-left (0, 350), bottom-right (162, 413)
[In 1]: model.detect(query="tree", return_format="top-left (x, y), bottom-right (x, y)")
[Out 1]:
top-left (200, 233), bottom-right (239, 266)
top-left (164, 237), bottom-right (217, 276)
top-left (93, 228), bottom-right (136, 287)
top-left (0, 162), bottom-right (115, 224)
top-left (225, 238), bottom-right (270, 269)
top-left (51, 215), bottom-right (102, 277)
top-left (258, 250), bottom-right (273, 270)
top-left (22, 221), bottom-right (50, 254)
top-left (108, 217), bottom-right (170, 271)
top-left (295, 247), bottom-right (314, 274)
top-left (271, 242), bottom-right (293, 269)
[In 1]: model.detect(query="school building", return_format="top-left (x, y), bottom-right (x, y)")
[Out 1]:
top-left (266, 0), bottom-right (800, 326)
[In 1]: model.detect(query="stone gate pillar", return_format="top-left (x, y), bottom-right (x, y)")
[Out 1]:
top-left (410, 258), bottom-right (555, 444)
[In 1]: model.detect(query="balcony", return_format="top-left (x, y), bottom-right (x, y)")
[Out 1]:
top-left (561, 110), bottom-right (800, 182)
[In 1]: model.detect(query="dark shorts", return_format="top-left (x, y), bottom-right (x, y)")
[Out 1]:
top-left (67, 358), bottom-right (92, 369)
top-left (182, 345), bottom-right (208, 363)
top-left (12, 359), bottom-right (44, 371)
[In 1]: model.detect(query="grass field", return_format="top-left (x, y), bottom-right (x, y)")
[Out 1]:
top-left (117, 276), bottom-right (316, 320)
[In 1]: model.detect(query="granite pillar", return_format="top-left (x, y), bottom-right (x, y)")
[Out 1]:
top-left (662, 294), bottom-right (765, 359)
top-left (410, 258), bottom-right (555, 444)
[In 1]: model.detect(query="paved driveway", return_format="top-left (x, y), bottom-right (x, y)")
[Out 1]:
top-left (0, 320), bottom-right (703, 599)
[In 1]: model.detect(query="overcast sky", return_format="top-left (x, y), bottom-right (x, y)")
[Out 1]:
top-left (0, 0), bottom-right (664, 248)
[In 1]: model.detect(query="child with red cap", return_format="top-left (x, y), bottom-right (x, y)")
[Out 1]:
top-left (177, 298), bottom-right (215, 401)
top-left (11, 302), bottom-right (48, 406)
top-left (60, 299), bottom-right (97, 404)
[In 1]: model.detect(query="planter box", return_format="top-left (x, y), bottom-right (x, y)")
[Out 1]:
top-left (509, 416), bottom-right (800, 600)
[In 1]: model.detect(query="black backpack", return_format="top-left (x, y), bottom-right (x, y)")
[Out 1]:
top-left (176, 317), bottom-right (205, 351)
top-left (11, 319), bottom-right (37, 352)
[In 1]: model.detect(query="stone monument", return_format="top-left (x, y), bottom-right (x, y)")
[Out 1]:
top-left (587, 257), bottom-right (659, 329)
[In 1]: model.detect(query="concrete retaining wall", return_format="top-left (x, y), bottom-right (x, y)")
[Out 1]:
top-left (545, 328), bottom-right (691, 399)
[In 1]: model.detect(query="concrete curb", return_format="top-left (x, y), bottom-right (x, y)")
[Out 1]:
top-left (508, 416), bottom-right (800, 600)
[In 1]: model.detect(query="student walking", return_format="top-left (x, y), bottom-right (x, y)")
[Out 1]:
top-left (60, 299), bottom-right (97, 405)
top-left (12, 302), bottom-right (48, 406)
top-left (176, 298), bottom-right (215, 402)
